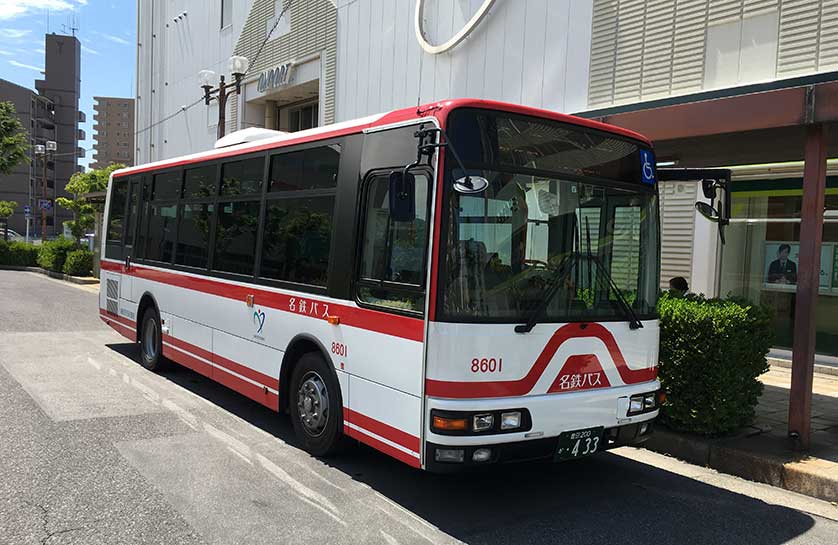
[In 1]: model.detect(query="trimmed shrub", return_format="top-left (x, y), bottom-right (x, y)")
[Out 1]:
top-left (0, 239), bottom-right (39, 266)
top-left (657, 292), bottom-right (773, 435)
top-left (36, 237), bottom-right (78, 273)
top-left (63, 248), bottom-right (93, 277)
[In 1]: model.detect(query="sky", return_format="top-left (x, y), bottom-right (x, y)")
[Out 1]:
top-left (0, 0), bottom-right (136, 170)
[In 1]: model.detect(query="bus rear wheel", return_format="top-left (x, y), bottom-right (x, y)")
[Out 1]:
top-left (139, 307), bottom-right (167, 372)
top-left (290, 352), bottom-right (343, 456)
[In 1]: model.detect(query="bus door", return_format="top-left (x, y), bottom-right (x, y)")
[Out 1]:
top-left (119, 176), bottom-right (142, 304)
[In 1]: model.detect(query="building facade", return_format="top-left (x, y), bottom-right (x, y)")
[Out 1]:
top-left (0, 79), bottom-right (56, 236)
top-left (91, 97), bottom-right (135, 169)
top-left (135, 0), bottom-right (255, 163)
top-left (0, 33), bottom-right (83, 238)
top-left (133, 0), bottom-right (838, 356)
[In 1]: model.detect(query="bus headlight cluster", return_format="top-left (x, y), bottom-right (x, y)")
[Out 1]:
top-left (628, 391), bottom-right (658, 416)
top-left (431, 409), bottom-right (531, 435)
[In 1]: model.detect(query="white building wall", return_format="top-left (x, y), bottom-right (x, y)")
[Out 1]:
top-left (136, 0), bottom-right (254, 164)
top-left (334, 0), bottom-right (594, 121)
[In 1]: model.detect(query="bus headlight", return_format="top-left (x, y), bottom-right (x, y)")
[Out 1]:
top-left (628, 392), bottom-right (658, 416)
top-left (472, 413), bottom-right (494, 432)
top-left (500, 411), bottom-right (522, 430)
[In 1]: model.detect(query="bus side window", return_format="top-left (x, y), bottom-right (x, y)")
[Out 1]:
top-left (356, 171), bottom-right (430, 314)
top-left (105, 177), bottom-right (129, 260)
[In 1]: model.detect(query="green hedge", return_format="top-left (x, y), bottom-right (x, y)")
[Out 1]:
top-left (657, 292), bottom-right (773, 435)
top-left (36, 237), bottom-right (79, 273)
top-left (63, 248), bottom-right (93, 276)
top-left (0, 239), bottom-right (39, 266)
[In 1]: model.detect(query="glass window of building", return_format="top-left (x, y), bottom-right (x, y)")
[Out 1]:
top-left (719, 167), bottom-right (838, 356)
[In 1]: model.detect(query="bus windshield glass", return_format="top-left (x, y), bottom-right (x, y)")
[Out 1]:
top-left (439, 108), bottom-right (660, 324)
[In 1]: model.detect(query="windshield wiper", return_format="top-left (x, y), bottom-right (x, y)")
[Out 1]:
top-left (514, 252), bottom-right (575, 334)
top-left (583, 216), bottom-right (643, 330)
top-left (585, 253), bottom-right (644, 330)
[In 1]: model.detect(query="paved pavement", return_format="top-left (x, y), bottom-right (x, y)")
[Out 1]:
top-left (2, 270), bottom-right (838, 545)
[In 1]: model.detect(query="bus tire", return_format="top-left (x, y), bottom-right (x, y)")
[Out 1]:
top-left (290, 352), bottom-right (343, 457)
top-left (139, 306), bottom-right (167, 372)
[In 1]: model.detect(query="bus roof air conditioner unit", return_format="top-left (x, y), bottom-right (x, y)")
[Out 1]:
top-left (215, 127), bottom-right (287, 149)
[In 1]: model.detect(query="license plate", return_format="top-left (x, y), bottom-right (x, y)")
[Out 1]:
top-left (555, 427), bottom-right (604, 461)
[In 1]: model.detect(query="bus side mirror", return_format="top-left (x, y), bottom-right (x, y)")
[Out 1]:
top-left (695, 202), bottom-right (728, 244)
top-left (695, 201), bottom-right (720, 223)
top-left (389, 170), bottom-right (416, 222)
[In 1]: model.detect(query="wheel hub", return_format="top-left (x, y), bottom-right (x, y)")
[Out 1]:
top-left (143, 317), bottom-right (158, 360)
top-left (297, 372), bottom-right (329, 437)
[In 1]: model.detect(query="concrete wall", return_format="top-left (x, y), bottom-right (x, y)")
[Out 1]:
top-left (136, 0), bottom-right (254, 163)
top-left (334, 0), bottom-right (594, 120)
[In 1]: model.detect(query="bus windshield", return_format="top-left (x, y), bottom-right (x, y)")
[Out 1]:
top-left (439, 109), bottom-right (660, 324)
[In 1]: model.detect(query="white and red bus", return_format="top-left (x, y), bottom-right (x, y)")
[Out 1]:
top-left (99, 99), bottom-right (661, 471)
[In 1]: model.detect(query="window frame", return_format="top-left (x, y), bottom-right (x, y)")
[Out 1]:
top-left (126, 139), bottom-right (348, 297)
top-left (353, 167), bottom-right (434, 317)
top-left (255, 138), bottom-right (344, 294)
top-left (104, 175), bottom-right (130, 260)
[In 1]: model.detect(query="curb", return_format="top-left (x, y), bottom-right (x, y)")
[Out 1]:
top-left (644, 427), bottom-right (838, 502)
top-left (0, 265), bottom-right (99, 285)
top-left (769, 357), bottom-right (838, 377)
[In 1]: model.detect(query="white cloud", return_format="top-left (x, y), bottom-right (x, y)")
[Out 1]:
top-left (9, 59), bottom-right (43, 71)
top-left (0, 27), bottom-right (31, 39)
top-left (94, 31), bottom-right (130, 46)
top-left (0, 1), bottom-right (86, 20)
top-left (81, 44), bottom-right (98, 55)
top-left (0, 49), bottom-right (12, 56)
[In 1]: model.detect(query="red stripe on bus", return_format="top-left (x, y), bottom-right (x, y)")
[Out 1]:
top-left (162, 334), bottom-right (280, 391)
top-left (100, 260), bottom-right (424, 342)
top-left (162, 343), bottom-right (213, 378)
top-left (425, 322), bottom-right (658, 399)
top-left (101, 315), bottom-right (135, 341)
top-left (162, 342), bottom-right (279, 411)
top-left (344, 426), bottom-right (421, 469)
top-left (344, 408), bottom-right (421, 453)
top-left (100, 309), bottom-right (136, 330)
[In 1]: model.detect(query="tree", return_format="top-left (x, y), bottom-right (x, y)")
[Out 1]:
top-left (0, 200), bottom-right (17, 219)
top-left (56, 163), bottom-right (125, 242)
top-left (0, 101), bottom-right (28, 175)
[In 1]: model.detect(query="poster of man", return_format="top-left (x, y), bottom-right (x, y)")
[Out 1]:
top-left (766, 243), bottom-right (798, 284)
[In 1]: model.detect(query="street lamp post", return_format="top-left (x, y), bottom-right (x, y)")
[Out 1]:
top-left (34, 141), bottom-right (56, 243)
top-left (200, 55), bottom-right (250, 140)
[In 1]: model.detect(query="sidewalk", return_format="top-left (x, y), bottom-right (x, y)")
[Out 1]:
top-left (644, 365), bottom-right (838, 502)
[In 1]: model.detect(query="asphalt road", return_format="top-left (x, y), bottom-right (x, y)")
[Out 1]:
top-left (1, 269), bottom-right (837, 545)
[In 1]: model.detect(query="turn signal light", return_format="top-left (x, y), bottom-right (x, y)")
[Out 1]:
top-left (432, 415), bottom-right (468, 432)
top-left (326, 315), bottom-right (340, 325)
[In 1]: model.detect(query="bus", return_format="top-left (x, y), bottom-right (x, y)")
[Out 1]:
top-left (99, 99), bottom-right (661, 471)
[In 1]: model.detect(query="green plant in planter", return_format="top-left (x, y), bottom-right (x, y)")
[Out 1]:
top-left (657, 291), bottom-right (773, 435)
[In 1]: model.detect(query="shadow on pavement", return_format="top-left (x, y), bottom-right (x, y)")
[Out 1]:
top-left (107, 342), bottom-right (820, 545)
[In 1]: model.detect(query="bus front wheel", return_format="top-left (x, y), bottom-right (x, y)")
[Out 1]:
top-left (139, 307), bottom-right (167, 372)
top-left (290, 352), bottom-right (343, 456)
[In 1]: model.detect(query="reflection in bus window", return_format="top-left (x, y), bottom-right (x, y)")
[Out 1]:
top-left (175, 203), bottom-right (214, 268)
top-left (260, 196), bottom-right (334, 286)
top-left (213, 200), bottom-right (260, 275)
top-left (144, 204), bottom-right (177, 263)
top-left (357, 173), bottom-right (429, 313)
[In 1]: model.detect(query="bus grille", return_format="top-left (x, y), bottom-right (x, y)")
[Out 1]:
top-left (106, 278), bottom-right (119, 300)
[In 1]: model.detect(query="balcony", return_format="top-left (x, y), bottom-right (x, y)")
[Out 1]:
top-left (77, 129), bottom-right (86, 140)
top-left (78, 111), bottom-right (86, 123)
top-left (76, 147), bottom-right (86, 158)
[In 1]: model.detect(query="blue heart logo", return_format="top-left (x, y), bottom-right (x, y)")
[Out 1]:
top-left (253, 309), bottom-right (266, 334)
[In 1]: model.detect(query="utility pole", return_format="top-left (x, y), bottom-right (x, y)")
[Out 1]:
top-left (35, 141), bottom-right (57, 243)
top-left (199, 56), bottom-right (250, 140)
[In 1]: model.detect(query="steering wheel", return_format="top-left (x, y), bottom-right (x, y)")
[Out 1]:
top-left (523, 259), bottom-right (549, 269)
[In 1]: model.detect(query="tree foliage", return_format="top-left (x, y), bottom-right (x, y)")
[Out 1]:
top-left (56, 163), bottom-right (125, 242)
top-left (0, 101), bottom-right (28, 175)
top-left (0, 200), bottom-right (18, 219)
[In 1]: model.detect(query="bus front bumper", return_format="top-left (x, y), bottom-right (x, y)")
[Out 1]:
top-left (424, 420), bottom-right (655, 473)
